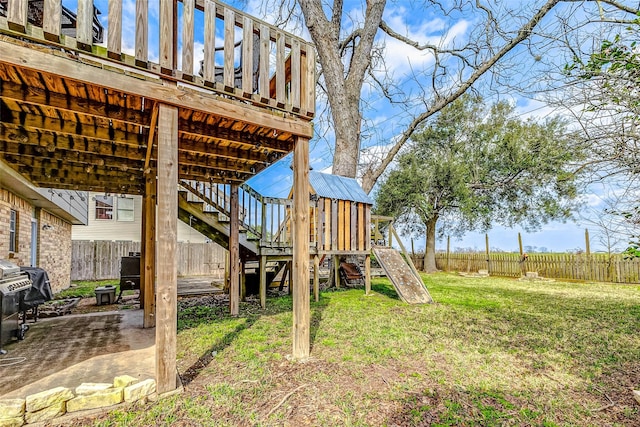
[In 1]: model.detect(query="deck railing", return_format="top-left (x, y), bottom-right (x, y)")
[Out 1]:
top-left (0, 0), bottom-right (315, 118)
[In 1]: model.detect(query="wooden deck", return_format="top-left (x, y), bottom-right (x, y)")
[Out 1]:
top-left (0, 0), bottom-right (315, 393)
top-left (0, 0), bottom-right (315, 193)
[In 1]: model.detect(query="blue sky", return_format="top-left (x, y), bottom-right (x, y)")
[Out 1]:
top-left (82, 0), bottom-right (635, 253)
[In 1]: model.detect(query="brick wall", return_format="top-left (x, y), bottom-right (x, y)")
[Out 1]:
top-left (0, 188), bottom-right (33, 266)
top-left (38, 210), bottom-right (73, 293)
top-left (0, 188), bottom-right (73, 293)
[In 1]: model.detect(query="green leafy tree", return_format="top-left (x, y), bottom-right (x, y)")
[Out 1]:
top-left (375, 95), bottom-right (585, 272)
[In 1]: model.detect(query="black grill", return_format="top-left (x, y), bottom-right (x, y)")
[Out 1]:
top-left (0, 260), bottom-right (32, 355)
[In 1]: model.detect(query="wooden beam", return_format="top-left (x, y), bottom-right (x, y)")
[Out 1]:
top-left (0, 79), bottom-right (151, 125)
top-left (144, 105), bottom-right (159, 171)
top-left (0, 108), bottom-right (148, 146)
top-left (155, 103), bottom-right (178, 394)
top-left (229, 184), bottom-right (240, 316)
top-left (292, 136), bottom-right (310, 360)
top-left (259, 254), bottom-right (267, 309)
top-left (365, 254), bottom-right (371, 295)
top-left (178, 121), bottom-right (294, 153)
top-left (333, 254), bottom-right (340, 288)
top-left (142, 172), bottom-right (156, 328)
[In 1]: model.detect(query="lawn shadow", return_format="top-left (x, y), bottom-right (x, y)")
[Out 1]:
top-left (180, 314), bottom-right (260, 386)
top-left (309, 295), bottom-right (330, 352)
top-left (372, 281), bottom-right (400, 300)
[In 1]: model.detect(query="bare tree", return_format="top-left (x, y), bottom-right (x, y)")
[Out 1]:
top-left (255, 0), bottom-right (638, 192)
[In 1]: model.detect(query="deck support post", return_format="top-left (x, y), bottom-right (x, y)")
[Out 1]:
top-left (292, 136), bottom-right (310, 360)
top-left (365, 254), bottom-right (371, 295)
top-left (141, 172), bottom-right (156, 328)
top-left (333, 255), bottom-right (340, 288)
top-left (229, 185), bottom-right (240, 316)
top-left (260, 255), bottom-right (267, 309)
top-left (313, 254), bottom-right (319, 302)
top-left (155, 103), bottom-right (178, 394)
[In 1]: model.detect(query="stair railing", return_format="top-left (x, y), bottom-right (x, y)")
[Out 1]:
top-left (180, 179), bottom-right (296, 249)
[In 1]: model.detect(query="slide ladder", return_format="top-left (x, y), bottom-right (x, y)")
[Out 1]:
top-left (373, 246), bottom-right (434, 304)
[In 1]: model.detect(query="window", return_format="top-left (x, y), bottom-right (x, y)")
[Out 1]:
top-left (9, 209), bottom-right (17, 252)
top-left (117, 197), bottom-right (135, 222)
top-left (95, 195), bottom-right (114, 220)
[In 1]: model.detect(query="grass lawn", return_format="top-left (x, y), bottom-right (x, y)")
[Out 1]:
top-left (85, 273), bottom-right (639, 426)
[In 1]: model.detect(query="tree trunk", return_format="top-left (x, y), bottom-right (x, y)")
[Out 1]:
top-left (423, 216), bottom-right (438, 273)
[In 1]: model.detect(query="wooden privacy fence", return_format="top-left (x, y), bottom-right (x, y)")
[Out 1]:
top-left (410, 252), bottom-right (640, 284)
top-left (72, 241), bottom-right (226, 281)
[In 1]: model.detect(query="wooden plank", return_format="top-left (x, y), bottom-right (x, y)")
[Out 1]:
top-left (159, 0), bottom-right (174, 73)
top-left (324, 199), bottom-right (331, 251)
top-left (304, 45), bottom-right (315, 115)
top-left (182, 0), bottom-right (195, 77)
top-left (358, 203), bottom-right (364, 251)
top-left (7, 0), bottom-right (27, 32)
top-left (142, 172), bottom-right (156, 328)
top-left (242, 16), bottom-right (254, 94)
top-left (0, 41), bottom-right (315, 138)
top-left (156, 103), bottom-right (178, 394)
top-left (317, 198), bottom-right (324, 251)
top-left (291, 39), bottom-right (301, 111)
top-left (223, 8), bottom-right (235, 89)
top-left (203, 0), bottom-right (216, 83)
top-left (107, 0), bottom-right (122, 59)
top-left (292, 136), bottom-right (310, 359)
top-left (43, 0), bottom-right (62, 42)
top-left (76, 0), bottom-right (93, 50)
top-left (258, 24), bottom-right (270, 101)
top-left (229, 184), bottom-right (240, 315)
top-left (275, 33), bottom-right (286, 107)
top-left (333, 254), bottom-right (340, 288)
top-left (135, 0), bottom-right (148, 67)
top-left (350, 202), bottom-right (357, 251)
top-left (338, 200), bottom-right (345, 251)
top-left (344, 201), bottom-right (351, 251)
top-left (331, 199), bottom-right (338, 251)
top-left (365, 205), bottom-right (371, 251)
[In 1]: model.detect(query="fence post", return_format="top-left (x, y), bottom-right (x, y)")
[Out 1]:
top-left (485, 233), bottom-right (490, 274)
top-left (446, 235), bottom-right (450, 272)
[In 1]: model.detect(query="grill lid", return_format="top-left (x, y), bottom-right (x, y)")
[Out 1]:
top-left (0, 259), bottom-right (21, 279)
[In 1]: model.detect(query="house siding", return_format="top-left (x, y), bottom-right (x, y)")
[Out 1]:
top-left (72, 192), bottom-right (207, 242)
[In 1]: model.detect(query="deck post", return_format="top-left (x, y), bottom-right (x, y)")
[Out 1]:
top-left (292, 136), bottom-right (310, 360)
top-left (260, 255), bottom-right (267, 309)
top-left (155, 104), bottom-right (178, 393)
top-left (229, 185), bottom-right (240, 316)
top-left (333, 255), bottom-right (340, 288)
top-left (141, 172), bottom-right (156, 328)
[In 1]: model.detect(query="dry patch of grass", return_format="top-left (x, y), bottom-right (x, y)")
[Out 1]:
top-left (80, 274), bottom-right (639, 426)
